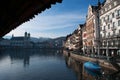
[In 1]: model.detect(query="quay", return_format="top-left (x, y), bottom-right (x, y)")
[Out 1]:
top-left (63, 50), bottom-right (120, 79)
top-left (63, 50), bottom-right (120, 72)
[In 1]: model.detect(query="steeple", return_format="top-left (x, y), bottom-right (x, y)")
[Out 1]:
top-left (28, 33), bottom-right (30, 39)
top-left (24, 32), bottom-right (27, 38)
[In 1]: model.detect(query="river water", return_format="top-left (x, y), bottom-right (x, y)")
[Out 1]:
top-left (0, 48), bottom-right (77, 80)
top-left (0, 48), bottom-right (119, 80)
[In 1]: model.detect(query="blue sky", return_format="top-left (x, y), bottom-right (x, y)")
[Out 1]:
top-left (5, 0), bottom-right (104, 38)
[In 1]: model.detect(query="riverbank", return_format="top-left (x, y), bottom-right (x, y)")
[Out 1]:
top-left (63, 50), bottom-right (120, 71)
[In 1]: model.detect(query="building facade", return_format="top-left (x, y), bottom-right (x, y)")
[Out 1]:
top-left (0, 39), bottom-right (10, 47)
top-left (10, 32), bottom-right (33, 47)
top-left (83, 5), bottom-right (99, 55)
top-left (100, 0), bottom-right (120, 56)
top-left (64, 0), bottom-right (120, 57)
top-left (64, 24), bottom-right (83, 51)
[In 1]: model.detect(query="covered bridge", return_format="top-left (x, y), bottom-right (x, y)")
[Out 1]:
top-left (0, 0), bottom-right (62, 37)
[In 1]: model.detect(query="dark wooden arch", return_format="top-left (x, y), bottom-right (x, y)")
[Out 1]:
top-left (0, 0), bottom-right (62, 37)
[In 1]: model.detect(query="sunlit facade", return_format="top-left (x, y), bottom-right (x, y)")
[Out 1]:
top-left (100, 0), bottom-right (120, 56)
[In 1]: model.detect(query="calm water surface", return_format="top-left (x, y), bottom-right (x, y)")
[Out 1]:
top-left (0, 49), bottom-right (77, 80)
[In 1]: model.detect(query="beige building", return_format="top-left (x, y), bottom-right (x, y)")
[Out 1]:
top-left (82, 5), bottom-right (99, 55)
top-left (64, 24), bottom-right (83, 52)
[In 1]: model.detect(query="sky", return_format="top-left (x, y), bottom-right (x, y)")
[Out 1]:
top-left (4, 0), bottom-right (104, 39)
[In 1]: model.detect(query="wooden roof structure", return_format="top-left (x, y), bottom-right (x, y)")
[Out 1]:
top-left (0, 0), bottom-right (62, 37)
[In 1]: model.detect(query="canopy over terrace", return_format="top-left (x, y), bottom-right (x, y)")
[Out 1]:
top-left (0, 0), bottom-right (62, 37)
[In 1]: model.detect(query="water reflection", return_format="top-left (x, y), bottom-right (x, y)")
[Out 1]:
top-left (0, 48), bottom-right (77, 80)
top-left (0, 48), bottom-right (63, 68)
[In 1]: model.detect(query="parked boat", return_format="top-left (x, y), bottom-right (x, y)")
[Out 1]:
top-left (84, 61), bottom-right (102, 76)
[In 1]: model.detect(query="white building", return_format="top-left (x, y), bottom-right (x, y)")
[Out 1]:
top-left (10, 32), bottom-right (33, 47)
top-left (100, 0), bottom-right (120, 56)
top-left (0, 39), bottom-right (10, 47)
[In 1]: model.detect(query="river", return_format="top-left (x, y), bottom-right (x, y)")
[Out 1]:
top-left (0, 48), bottom-right (77, 80)
top-left (0, 48), bottom-right (119, 80)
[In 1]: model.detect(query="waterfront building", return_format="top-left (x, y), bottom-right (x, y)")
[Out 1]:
top-left (82, 24), bottom-right (87, 54)
top-left (10, 32), bottom-right (33, 47)
top-left (64, 34), bottom-right (76, 50)
top-left (83, 5), bottom-right (99, 55)
top-left (64, 24), bottom-right (83, 51)
top-left (100, 0), bottom-right (120, 56)
top-left (63, 34), bottom-right (73, 50)
top-left (64, 0), bottom-right (120, 57)
top-left (75, 24), bottom-right (83, 52)
top-left (0, 38), bottom-right (10, 47)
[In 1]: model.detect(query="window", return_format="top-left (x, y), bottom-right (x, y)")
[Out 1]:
top-left (115, 41), bottom-right (118, 45)
top-left (108, 24), bottom-right (110, 29)
top-left (107, 15), bottom-right (110, 21)
top-left (103, 26), bottom-right (105, 31)
top-left (113, 22), bottom-right (115, 27)
top-left (113, 40), bottom-right (115, 46)
top-left (108, 32), bottom-right (110, 37)
top-left (113, 30), bottom-right (115, 35)
top-left (117, 9), bottom-right (120, 16)
top-left (104, 26), bottom-right (105, 30)
top-left (102, 42), bottom-right (104, 46)
top-left (108, 41), bottom-right (110, 46)
top-left (102, 17), bottom-right (105, 22)
top-left (118, 20), bottom-right (120, 26)
top-left (100, 34), bottom-right (102, 38)
top-left (112, 13), bottom-right (114, 18)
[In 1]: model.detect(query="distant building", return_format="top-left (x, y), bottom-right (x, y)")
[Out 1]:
top-left (10, 32), bottom-right (33, 47)
top-left (0, 38), bottom-right (10, 47)
top-left (64, 24), bottom-right (83, 51)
